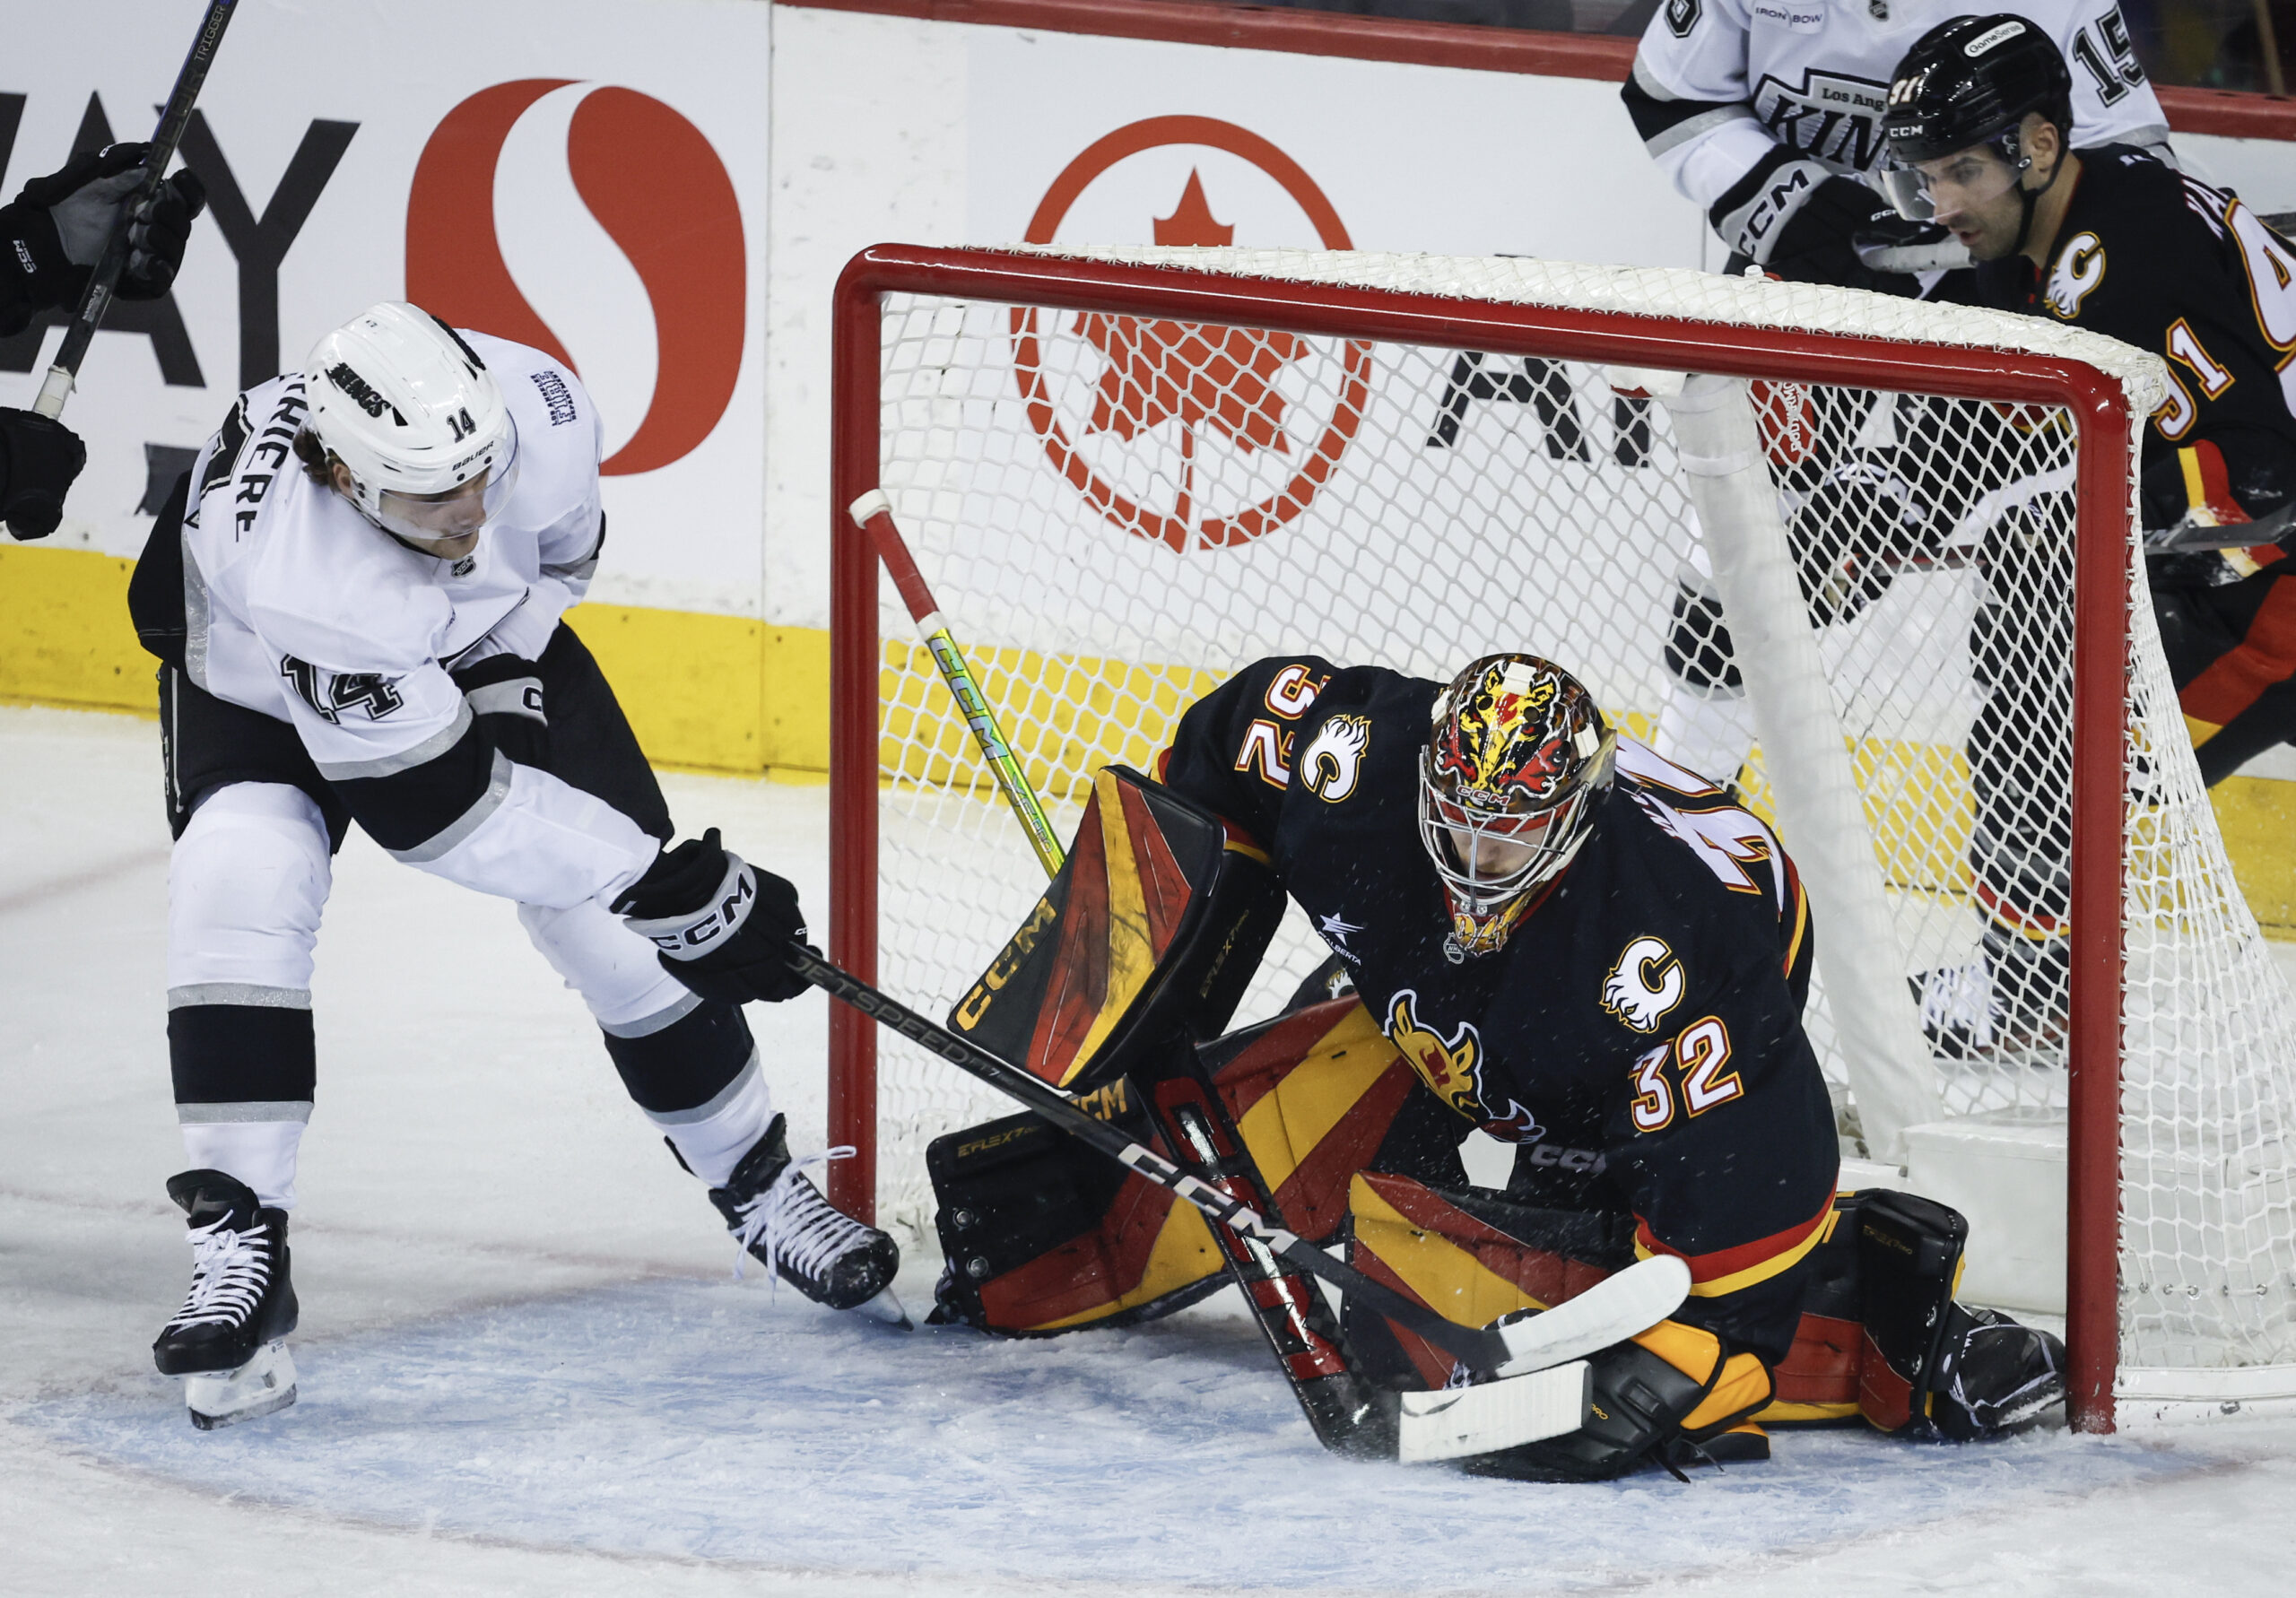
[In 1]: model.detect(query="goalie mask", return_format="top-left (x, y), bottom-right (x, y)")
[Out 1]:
top-left (303, 302), bottom-right (519, 557)
top-left (1420, 655), bottom-right (1615, 960)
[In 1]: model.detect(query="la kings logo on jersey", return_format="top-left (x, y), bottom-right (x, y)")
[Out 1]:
top-left (1755, 68), bottom-right (1892, 170)
top-left (1665, 0), bottom-right (1700, 37)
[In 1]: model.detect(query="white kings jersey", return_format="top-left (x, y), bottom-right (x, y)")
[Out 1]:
top-left (1626, 0), bottom-right (2171, 262)
top-left (175, 331), bottom-right (659, 910)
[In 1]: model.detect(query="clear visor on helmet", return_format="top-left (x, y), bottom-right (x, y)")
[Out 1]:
top-left (371, 431), bottom-right (520, 552)
top-left (1880, 132), bottom-right (2027, 222)
top-left (1416, 751), bottom-right (1592, 913)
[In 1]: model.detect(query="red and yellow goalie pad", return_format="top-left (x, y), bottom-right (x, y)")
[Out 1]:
top-left (947, 767), bottom-right (1287, 1091)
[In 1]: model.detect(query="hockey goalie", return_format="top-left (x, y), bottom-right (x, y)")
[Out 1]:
top-left (926, 653), bottom-right (2067, 1480)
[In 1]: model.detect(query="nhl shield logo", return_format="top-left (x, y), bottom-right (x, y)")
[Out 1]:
top-left (1012, 117), bottom-right (1370, 553)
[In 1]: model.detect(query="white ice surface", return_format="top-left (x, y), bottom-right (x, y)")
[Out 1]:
top-left (4, 704), bottom-right (2294, 1596)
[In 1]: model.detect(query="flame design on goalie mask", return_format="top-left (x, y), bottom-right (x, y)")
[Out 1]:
top-left (1420, 655), bottom-right (1616, 958)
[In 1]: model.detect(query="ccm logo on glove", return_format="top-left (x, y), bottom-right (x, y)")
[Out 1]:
top-left (639, 856), bottom-right (757, 958)
top-left (614, 829), bottom-right (813, 1003)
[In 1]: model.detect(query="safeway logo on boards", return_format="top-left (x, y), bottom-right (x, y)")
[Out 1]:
top-left (405, 80), bottom-right (744, 477)
top-left (1012, 117), bottom-right (1369, 553)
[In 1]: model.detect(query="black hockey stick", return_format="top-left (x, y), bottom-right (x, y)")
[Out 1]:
top-left (30, 0), bottom-right (239, 421)
top-left (787, 938), bottom-right (1525, 1374)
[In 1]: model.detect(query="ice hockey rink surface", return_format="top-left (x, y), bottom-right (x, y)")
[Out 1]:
top-left (6, 703), bottom-right (2294, 1597)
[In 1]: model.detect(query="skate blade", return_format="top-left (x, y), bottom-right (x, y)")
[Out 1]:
top-left (853, 1285), bottom-right (912, 1329)
top-left (184, 1340), bottom-right (297, 1430)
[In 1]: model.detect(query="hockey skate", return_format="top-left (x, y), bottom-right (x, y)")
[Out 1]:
top-left (711, 1115), bottom-right (908, 1325)
top-left (152, 1169), bottom-right (300, 1430)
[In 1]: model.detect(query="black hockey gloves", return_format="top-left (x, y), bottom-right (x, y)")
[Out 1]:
top-left (615, 829), bottom-right (813, 1004)
top-left (1764, 175), bottom-right (1919, 296)
top-left (0, 407), bottom-right (88, 541)
top-left (0, 142), bottom-right (207, 334)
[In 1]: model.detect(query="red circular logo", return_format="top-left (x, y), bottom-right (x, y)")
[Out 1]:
top-left (405, 81), bottom-right (744, 477)
top-left (1012, 117), bottom-right (1370, 552)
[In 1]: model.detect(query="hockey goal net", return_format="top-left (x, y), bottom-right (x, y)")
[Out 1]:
top-left (825, 243), bottom-right (2296, 1432)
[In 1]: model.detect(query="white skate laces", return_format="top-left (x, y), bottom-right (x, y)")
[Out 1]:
top-left (165, 1214), bottom-right (275, 1333)
top-left (729, 1145), bottom-right (863, 1292)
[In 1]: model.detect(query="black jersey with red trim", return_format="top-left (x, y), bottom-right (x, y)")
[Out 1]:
top-left (1949, 144), bottom-right (2296, 526)
top-left (1159, 656), bottom-right (1839, 1363)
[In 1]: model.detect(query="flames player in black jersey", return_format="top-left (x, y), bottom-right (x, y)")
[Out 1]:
top-left (1869, 15), bottom-right (2296, 1054)
top-left (1159, 652), bottom-right (1840, 1470)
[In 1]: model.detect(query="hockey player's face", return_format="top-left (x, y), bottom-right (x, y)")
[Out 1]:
top-left (378, 474), bottom-right (491, 557)
top-left (1440, 826), bottom-right (1542, 883)
top-left (1914, 146), bottom-right (2028, 260)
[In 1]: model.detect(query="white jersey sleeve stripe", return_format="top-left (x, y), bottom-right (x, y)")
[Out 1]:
top-left (310, 699), bottom-right (474, 782)
top-left (389, 749), bottom-right (517, 864)
top-left (393, 759), bottom-right (657, 910)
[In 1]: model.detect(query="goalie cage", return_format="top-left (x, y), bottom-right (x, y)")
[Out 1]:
top-left (823, 242), bottom-right (2296, 1434)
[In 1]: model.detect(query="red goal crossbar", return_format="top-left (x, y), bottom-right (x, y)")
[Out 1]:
top-left (825, 242), bottom-right (2137, 1433)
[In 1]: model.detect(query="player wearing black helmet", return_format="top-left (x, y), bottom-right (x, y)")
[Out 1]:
top-left (1848, 15), bottom-right (2296, 1058)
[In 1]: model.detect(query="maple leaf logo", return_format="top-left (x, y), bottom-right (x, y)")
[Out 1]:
top-left (1071, 169), bottom-right (1306, 529)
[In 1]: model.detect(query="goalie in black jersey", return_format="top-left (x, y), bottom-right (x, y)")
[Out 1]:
top-left (924, 653), bottom-right (2068, 1480)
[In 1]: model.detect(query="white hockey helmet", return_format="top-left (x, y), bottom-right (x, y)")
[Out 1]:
top-left (302, 302), bottom-right (518, 551)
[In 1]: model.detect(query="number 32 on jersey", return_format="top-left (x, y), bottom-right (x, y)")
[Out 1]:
top-left (1629, 1016), bottom-right (1744, 1133)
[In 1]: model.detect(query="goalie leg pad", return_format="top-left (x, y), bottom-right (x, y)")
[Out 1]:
top-left (1344, 1171), bottom-right (1635, 1391)
top-left (926, 1099), bottom-right (1226, 1335)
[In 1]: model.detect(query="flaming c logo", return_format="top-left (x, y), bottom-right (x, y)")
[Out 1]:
top-left (405, 81), bottom-right (744, 476)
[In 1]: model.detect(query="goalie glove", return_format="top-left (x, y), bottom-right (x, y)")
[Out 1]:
top-left (1461, 1317), bottom-right (1773, 1483)
top-left (614, 829), bottom-right (813, 1004)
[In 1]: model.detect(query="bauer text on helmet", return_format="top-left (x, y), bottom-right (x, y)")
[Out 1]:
top-left (1419, 655), bottom-right (1616, 959)
top-left (300, 302), bottom-right (521, 558)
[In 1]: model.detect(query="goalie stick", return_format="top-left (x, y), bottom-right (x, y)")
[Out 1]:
top-left (33, 0), bottom-right (239, 422)
top-left (783, 935), bottom-right (1692, 1461)
top-left (849, 488), bottom-right (1395, 1454)
top-left (848, 491), bottom-right (1066, 877)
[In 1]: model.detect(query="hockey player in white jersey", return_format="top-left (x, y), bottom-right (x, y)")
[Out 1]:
top-left (128, 303), bottom-right (903, 1429)
top-left (1625, 0), bottom-right (2170, 290)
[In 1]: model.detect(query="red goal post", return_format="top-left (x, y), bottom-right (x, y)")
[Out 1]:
top-left (827, 241), bottom-right (2144, 1434)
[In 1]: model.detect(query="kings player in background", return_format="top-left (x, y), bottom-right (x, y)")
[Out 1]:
top-left (128, 302), bottom-right (903, 1429)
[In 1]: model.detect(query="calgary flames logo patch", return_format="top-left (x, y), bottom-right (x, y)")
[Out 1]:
top-left (1382, 990), bottom-right (1543, 1142)
top-left (1600, 935), bottom-right (1686, 1034)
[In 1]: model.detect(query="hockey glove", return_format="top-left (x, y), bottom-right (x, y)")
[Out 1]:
top-left (614, 828), bottom-right (813, 1004)
top-left (1789, 456), bottom-right (1936, 625)
top-left (1762, 175), bottom-right (1918, 296)
top-left (0, 407), bottom-right (88, 540)
top-left (1851, 213), bottom-right (1971, 276)
top-left (8, 143), bottom-right (207, 306)
top-left (2140, 439), bottom-right (2296, 553)
top-left (1463, 1317), bottom-right (1773, 1483)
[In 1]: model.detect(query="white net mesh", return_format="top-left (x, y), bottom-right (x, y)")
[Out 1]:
top-left (853, 248), bottom-right (2296, 1396)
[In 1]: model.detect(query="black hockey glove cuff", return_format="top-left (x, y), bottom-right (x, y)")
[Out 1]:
top-left (615, 829), bottom-right (813, 1004)
top-left (1, 407), bottom-right (88, 540)
top-left (1762, 175), bottom-right (1918, 295)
